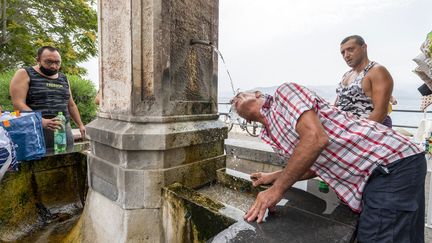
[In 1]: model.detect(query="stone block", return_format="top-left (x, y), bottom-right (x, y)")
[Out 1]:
top-left (86, 118), bottom-right (227, 151)
top-left (87, 154), bottom-right (119, 201)
top-left (115, 155), bottom-right (225, 209)
top-left (91, 140), bottom-right (225, 170)
top-left (81, 190), bottom-right (163, 243)
top-left (117, 169), bottom-right (164, 209)
top-left (163, 155), bottom-right (225, 189)
top-left (88, 146), bottom-right (225, 209)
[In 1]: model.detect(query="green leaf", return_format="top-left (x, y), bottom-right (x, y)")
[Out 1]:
top-left (0, 0), bottom-right (98, 76)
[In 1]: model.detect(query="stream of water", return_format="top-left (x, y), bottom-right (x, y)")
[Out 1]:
top-left (211, 45), bottom-right (238, 96)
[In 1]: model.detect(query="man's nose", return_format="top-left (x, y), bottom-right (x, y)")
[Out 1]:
top-left (343, 52), bottom-right (350, 59)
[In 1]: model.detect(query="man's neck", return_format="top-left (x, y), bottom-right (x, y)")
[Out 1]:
top-left (352, 58), bottom-right (370, 73)
top-left (256, 101), bottom-right (268, 127)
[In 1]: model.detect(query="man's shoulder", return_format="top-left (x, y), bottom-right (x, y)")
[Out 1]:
top-left (364, 63), bottom-right (393, 85)
top-left (13, 68), bottom-right (30, 79)
top-left (368, 63), bottom-right (389, 74)
top-left (15, 67), bottom-right (28, 74)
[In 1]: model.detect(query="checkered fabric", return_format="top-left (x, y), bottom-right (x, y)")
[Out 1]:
top-left (259, 83), bottom-right (423, 212)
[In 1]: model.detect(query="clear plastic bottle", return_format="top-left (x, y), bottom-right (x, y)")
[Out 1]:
top-left (54, 112), bottom-right (66, 153)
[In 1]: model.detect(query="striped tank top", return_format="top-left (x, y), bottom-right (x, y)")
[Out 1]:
top-left (25, 67), bottom-right (70, 122)
top-left (335, 61), bottom-right (376, 119)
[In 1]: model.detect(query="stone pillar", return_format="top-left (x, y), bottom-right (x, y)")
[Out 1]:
top-left (83, 0), bottom-right (224, 242)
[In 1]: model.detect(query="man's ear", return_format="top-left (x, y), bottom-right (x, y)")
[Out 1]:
top-left (254, 91), bottom-right (262, 98)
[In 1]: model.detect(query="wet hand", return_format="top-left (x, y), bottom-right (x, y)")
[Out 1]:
top-left (250, 172), bottom-right (278, 187)
top-left (244, 186), bottom-right (284, 223)
top-left (42, 118), bottom-right (61, 131)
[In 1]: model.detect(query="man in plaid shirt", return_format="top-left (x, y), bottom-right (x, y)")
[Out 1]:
top-left (231, 82), bottom-right (426, 242)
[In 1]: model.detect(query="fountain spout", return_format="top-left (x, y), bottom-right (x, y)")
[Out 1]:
top-left (190, 39), bottom-right (213, 46)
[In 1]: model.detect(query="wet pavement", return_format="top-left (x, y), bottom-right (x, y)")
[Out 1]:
top-left (200, 176), bottom-right (357, 243)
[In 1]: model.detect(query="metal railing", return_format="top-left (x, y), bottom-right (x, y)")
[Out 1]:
top-left (391, 109), bottom-right (431, 129)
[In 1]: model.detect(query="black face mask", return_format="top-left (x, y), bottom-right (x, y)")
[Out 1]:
top-left (39, 65), bottom-right (58, 76)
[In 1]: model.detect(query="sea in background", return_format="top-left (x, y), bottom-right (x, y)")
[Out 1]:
top-left (218, 84), bottom-right (427, 135)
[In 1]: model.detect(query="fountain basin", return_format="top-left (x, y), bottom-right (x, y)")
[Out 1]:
top-left (162, 168), bottom-right (358, 243)
top-left (0, 143), bottom-right (88, 242)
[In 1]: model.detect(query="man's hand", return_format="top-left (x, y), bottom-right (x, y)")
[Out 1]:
top-left (79, 124), bottom-right (86, 139)
top-left (244, 186), bottom-right (284, 223)
top-left (42, 118), bottom-right (61, 131)
top-left (250, 171), bottom-right (281, 187)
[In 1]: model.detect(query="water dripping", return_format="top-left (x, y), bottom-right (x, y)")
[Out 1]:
top-left (190, 39), bottom-right (238, 96)
top-left (211, 44), bottom-right (238, 96)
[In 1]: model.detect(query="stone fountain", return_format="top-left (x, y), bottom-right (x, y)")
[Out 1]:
top-left (0, 1), bottom-right (359, 242)
top-left (81, 0), bottom-right (225, 242)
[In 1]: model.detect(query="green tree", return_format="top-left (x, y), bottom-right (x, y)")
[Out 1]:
top-left (0, 0), bottom-right (97, 75)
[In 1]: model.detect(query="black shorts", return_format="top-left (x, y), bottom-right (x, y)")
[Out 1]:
top-left (357, 153), bottom-right (426, 243)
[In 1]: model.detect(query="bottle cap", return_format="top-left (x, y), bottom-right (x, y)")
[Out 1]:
top-left (2, 120), bottom-right (10, 127)
top-left (58, 112), bottom-right (63, 115)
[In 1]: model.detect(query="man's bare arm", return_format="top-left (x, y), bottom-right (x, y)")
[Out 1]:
top-left (367, 66), bottom-right (393, 123)
top-left (299, 169), bottom-right (316, 180)
top-left (10, 69), bottom-right (32, 111)
top-left (67, 85), bottom-right (86, 138)
top-left (244, 109), bottom-right (329, 223)
top-left (271, 110), bottom-right (329, 194)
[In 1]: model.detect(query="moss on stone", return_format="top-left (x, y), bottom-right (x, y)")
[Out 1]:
top-left (164, 183), bottom-right (236, 242)
top-left (216, 168), bottom-right (263, 196)
top-left (0, 170), bottom-right (38, 237)
top-left (0, 152), bottom-right (87, 242)
top-left (166, 182), bottom-right (224, 211)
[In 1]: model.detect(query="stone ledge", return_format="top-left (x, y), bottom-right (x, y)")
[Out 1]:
top-left (86, 118), bottom-right (227, 150)
top-left (88, 153), bottom-right (226, 209)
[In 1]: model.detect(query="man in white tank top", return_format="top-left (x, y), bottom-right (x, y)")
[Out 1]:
top-left (335, 35), bottom-right (394, 127)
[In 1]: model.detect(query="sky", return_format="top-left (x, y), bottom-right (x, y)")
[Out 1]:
top-left (83, 0), bottom-right (432, 95)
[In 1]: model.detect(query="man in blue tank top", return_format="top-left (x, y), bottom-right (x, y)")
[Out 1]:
top-left (335, 35), bottom-right (394, 127)
top-left (9, 46), bottom-right (86, 152)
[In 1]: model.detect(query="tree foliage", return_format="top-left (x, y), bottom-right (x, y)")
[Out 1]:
top-left (0, 0), bottom-right (97, 75)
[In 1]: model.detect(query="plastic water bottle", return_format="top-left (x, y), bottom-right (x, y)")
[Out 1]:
top-left (318, 180), bottom-right (329, 193)
top-left (54, 112), bottom-right (66, 153)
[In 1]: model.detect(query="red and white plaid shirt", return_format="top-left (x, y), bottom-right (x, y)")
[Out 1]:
top-left (260, 83), bottom-right (423, 212)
